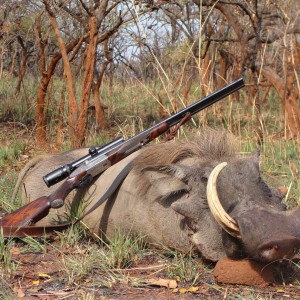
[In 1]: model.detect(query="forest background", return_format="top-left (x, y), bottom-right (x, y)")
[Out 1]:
top-left (1, 0), bottom-right (300, 148)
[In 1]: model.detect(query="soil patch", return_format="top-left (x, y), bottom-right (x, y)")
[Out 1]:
top-left (214, 257), bottom-right (275, 286)
top-left (2, 239), bottom-right (300, 299)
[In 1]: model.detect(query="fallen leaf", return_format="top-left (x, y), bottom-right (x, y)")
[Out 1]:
top-left (17, 288), bottom-right (25, 298)
top-left (20, 154), bottom-right (29, 161)
top-left (38, 272), bottom-right (51, 279)
top-left (32, 280), bottom-right (40, 286)
top-left (172, 286), bottom-right (200, 294)
top-left (147, 278), bottom-right (177, 289)
top-left (289, 161), bottom-right (298, 176)
top-left (188, 286), bottom-right (199, 293)
top-left (10, 247), bottom-right (20, 255)
top-left (27, 288), bottom-right (39, 294)
top-left (277, 186), bottom-right (288, 196)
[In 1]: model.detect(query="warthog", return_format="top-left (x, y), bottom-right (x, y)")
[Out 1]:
top-left (15, 129), bottom-right (300, 262)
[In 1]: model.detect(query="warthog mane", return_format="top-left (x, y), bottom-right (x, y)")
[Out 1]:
top-left (133, 128), bottom-right (240, 195)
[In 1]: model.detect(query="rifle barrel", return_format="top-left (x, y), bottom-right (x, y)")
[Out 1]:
top-left (44, 78), bottom-right (245, 187)
top-left (166, 77), bottom-right (244, 127)
top-left (123, 77), bottom-right (245, 146)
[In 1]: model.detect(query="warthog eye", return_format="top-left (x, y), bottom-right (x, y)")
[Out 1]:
top-left (201, 176), bottom-right (208, 183)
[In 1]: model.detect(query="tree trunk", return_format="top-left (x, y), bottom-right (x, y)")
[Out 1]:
top-left (77, 16), bottom-right (98, 145)
top-left (15, 37), bottom-right (27, 96)
top-left (9, 46), bottom-right (17, 76)
top-left (108, 62), bottom-right (114, 95)
top-left (93, 62), bottom-right (109, 130)
top-left (93, 38), bottom-right (113, 130)
top-left (56, 78), bottom-right (66, 149)
top-left (35, 38), bottom-right (82, 147)
top-left (36, 73), bottom-right (49, 146)
top-left (45, 4), bottom-right (79, 147)
top-left (261, 66), bottom-right (300, 138)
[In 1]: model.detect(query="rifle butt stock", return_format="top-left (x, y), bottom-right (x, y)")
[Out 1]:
top-left (0, 196), bottom-right (51, 227)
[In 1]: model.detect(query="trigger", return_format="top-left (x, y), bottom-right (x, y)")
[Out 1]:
top-left (75, 174), bottom-right (94, 188)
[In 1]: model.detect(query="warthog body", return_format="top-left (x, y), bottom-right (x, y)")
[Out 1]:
top-left (17, 129), bottom-right (300, 262)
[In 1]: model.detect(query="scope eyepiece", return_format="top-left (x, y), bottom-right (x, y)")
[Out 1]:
top-left (43, 164), bottom-right (72, 187)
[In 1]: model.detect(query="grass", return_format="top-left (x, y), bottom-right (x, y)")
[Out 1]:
top-left (21, 235), bottom-right (48, 254)
top-left (0, 232), bottom-right (17, 277)
top-left (103, 230), bottom-right (147, 269)
top-left (165, 249), bottom-right (207, 284)
top-left (0, 76), bottom-right (36, 123)
top-left (61, 241), bottom-right (103, 285)
top-left (0, 170), bottom-right (20, 212)
top-left (0, 144), bottom-right (27, 167)
top-left (54, 227), bottom-right (147, 286)
top-left (0, 76), bottom-right (299, 298)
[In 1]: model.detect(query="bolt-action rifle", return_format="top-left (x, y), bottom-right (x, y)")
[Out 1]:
top-left (0, 78), bottom-right (245, 237)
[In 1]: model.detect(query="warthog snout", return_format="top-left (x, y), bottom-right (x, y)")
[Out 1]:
top-left (236, 207), bottom-right (300, 262)
top-left (258, 236), bottom-right (300, 262)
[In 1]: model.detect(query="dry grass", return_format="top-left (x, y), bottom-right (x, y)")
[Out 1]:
top-left (0, 74), bottom-right (299, 299)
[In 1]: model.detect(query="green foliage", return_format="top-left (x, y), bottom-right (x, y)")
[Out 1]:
top-left (0, 231), bottom-right (17, 277)
top-left (0, 170), bottom-right (19, 212)
top-left (61, 242), bottom-right (101, 285)
top-left (59, 230), bottom-right (146, 285)
top-left (165, 249), bottom-right (206, 284)
top-left (0, 76), bottom-right (36, 123)
top-left (0, 143), bottom-right (26, 166)
top-left (104, 230), bottom-right (147, 269)
top-left (56, 224), bottom-right (90, 248)
top-left (237, 135), bottom-right (299, 208)
top-left (21, 235), bottom-right (48, 254)
top-left (0, 286), bottom-right (13, 300)
top-left (0, 142), bottom-right (27, 212)
top-left (261, 138), bottom-right (300, 208)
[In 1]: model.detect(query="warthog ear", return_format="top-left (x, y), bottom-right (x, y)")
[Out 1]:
top-left (170, 167), bottom-right (213, 220)
top-left (171, 198), bottom-right (199, 219)
top-left (141, 164), bottom-right (189, 200)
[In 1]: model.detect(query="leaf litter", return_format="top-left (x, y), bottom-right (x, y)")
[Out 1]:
top-left (2, 237), bottom-right (300, 299)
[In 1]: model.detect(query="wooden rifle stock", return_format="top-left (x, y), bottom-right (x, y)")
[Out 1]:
top-left (0, 196), bottom-right (51, 227)
top-left (0, 171), bottom-right (87, 231)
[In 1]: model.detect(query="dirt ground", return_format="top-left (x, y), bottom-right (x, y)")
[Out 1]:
top-left (1, 122), bottom-right (300, 299)
top-left (2, 240), bottom-right (300, 300)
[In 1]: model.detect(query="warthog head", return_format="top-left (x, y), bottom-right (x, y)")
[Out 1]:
top-left (135, 129), bottom-right (300, 262)
top-left (205, 160), bottom-right (300, 262)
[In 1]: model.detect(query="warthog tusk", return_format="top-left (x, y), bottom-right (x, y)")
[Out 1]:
top-left (207, 162), bottom-right (241, 239)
